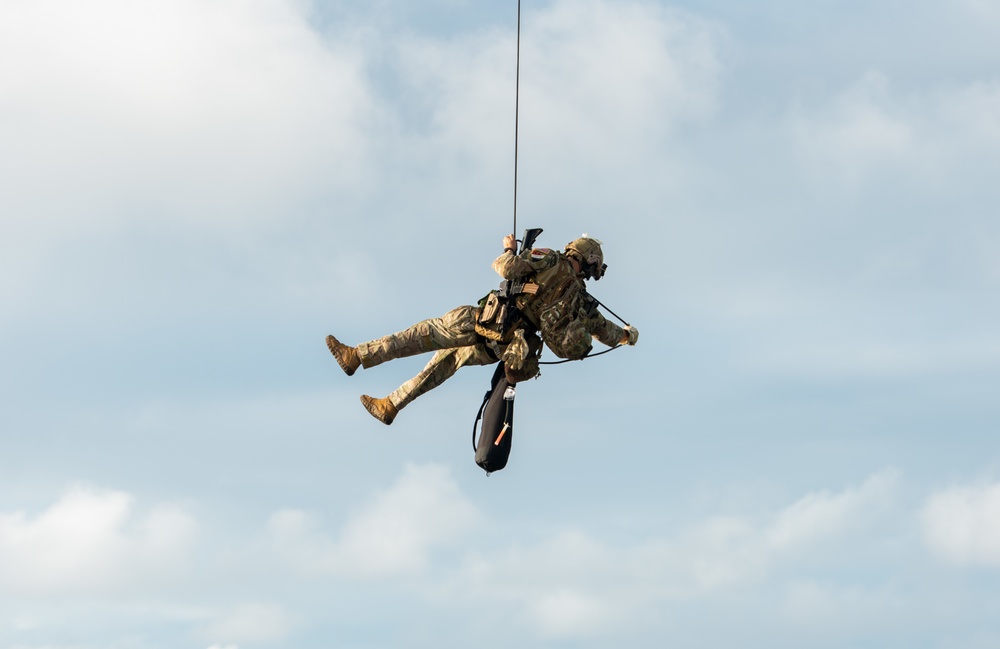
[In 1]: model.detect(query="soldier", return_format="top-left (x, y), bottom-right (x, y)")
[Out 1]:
top-left (326, 234), bottom-right (639, 425)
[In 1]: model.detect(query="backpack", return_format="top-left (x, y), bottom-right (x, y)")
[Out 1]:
top-left (472, 362), bottom-right (515, 474)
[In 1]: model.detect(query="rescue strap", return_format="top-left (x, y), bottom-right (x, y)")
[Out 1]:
top-left (589, 293), bottom-right (630, 328)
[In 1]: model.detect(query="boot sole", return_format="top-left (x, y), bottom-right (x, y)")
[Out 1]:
top-left (326, 335), bottom-right (359, 376)
top-left (361, 395), bottom-right (396, 425)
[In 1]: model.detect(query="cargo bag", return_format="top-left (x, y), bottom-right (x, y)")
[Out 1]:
top-left (472, 362), bottom-right (515, 474)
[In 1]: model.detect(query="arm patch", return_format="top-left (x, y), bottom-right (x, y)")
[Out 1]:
top-left (530, 248), bottom-right (551, 261)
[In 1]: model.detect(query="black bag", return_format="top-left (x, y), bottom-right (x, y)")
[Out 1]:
top-left (472, 362), bottom-right (515, 475)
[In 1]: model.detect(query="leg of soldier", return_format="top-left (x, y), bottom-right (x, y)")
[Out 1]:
top-left (355, 305), bottom-right (480, 370)
top-left (387, 343), bottom-right (496, 410)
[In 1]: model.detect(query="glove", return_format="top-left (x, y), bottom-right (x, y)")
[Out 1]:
top-left (502, 329), bottom-right (530, 370)
top-left (621, 325), bottom-right (639, 346)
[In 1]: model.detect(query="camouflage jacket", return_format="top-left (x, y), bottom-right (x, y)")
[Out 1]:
top-left (492, 247), bottom-right (625, 358)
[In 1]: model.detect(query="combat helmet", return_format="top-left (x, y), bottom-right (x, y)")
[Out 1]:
top-left (565, 235), bottom-right (607, 280)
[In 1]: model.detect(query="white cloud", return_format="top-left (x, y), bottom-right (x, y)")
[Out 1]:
top-left (699, 274), bottom-right (1000, 379)
top-left (0, 0), bottom-right (378, 307)
top-left (467, 530), bottom-right (632, 638)
top-left (778, 580), bottom-right (905, 629)
top-left (937, 80), bottom-right (1000, 147)
top-left (522, 1), bottom-right (719, 159)
top-left (0, 0), bottom-right (720, 322)
top-left (394, 0), bottom-right (720, 188)
top-left (529, 588), bottom-right (614, 639)
top-left (792, 71), bottom-right (916, 184)
top-left (0, 0), bottom-right (718, 241)
top-left (199, 603), bottom-right (295, 646)
top-left (656, 515), bottom-right (764, 592)
top-left (921, 481), bottom-right (1000, 566)
top-left (959, 0), bottom-right (1000, 20)
top-left (0, 484), bottom-right (197, 595)
top-left (0, 0), bottom-right (375, 224)
top-left (768, 468), bottom-right (900, 549)
top-left (450, 469), bottom-right (900, 639)
top-left (792, 71), bottom-right (1000, 189)
top-left (268, 463), bottom-right (479, 578)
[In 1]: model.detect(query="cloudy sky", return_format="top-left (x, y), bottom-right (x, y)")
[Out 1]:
top-left (2, 0), bottom-right (1000, 646)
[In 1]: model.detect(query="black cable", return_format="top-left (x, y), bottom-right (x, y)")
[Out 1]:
top-left (539, 345), bottom-right (621, 365)
top-left (589, 294), bottom-right (629, 327)
top-left (508, 1), bottom-right (631, 368)
top-left (513, 0), bottom-right (521, 239)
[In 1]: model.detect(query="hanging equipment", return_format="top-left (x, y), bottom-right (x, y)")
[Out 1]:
top-left (473, 1), bottom-right (635, 474)
top-left (472, 0), bottom-right (524, 476)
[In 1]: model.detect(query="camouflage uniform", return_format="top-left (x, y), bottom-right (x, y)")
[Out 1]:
top-left (356, 305), bottom-right (496, 410)
top-left (493, 247), bottom-right (626, 359)
top-left (348, 247), bottom-right (623, 414)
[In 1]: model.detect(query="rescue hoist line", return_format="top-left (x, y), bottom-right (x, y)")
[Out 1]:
top-left (506, 1), bottom-right (629, 366)
top-left (513, 0), bottom-right (522, 243)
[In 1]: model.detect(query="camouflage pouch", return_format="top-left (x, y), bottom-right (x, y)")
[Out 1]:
top-left (539, 305), bottom-right (593, 359)
top-left (475, 290), bottom-right (510, 342)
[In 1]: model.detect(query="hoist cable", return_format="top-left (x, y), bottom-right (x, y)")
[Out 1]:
top-left (513, 0), bottom-right (521, 242)
top-left (539, 345), bottom-right (621, 365)
top-left (506, 0), bottom-right (631, 368)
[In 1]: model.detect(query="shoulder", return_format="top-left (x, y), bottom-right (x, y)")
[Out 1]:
top-left (526, 247), bottom-right (559, 268)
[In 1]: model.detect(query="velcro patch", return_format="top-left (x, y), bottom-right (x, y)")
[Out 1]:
top-left (530, 248), bottom-right (551, 261)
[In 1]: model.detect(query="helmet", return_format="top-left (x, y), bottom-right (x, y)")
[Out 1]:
top-left (565, 235), bottom-right (607, 280)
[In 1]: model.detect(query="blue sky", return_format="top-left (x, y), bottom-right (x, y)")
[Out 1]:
top-left (2, 0), bottom-right (1000, 647)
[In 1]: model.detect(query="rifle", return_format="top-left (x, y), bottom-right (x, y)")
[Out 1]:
top-left (498, 227), bottom-right (543, 300)
top-left (517, 227), bottom-right (543, 254)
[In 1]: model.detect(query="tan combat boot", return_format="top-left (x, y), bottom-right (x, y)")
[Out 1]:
top-left (361, 395), bottom-right (398, 425)
top-left (326, 334), bottom-right (361, 376)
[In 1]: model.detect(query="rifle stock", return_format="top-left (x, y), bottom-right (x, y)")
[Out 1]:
top-left (518, 228), bottom-right (543, 254)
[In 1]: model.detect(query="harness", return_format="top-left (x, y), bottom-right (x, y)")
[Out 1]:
top-left (474, 278), bottom-right (538, 343)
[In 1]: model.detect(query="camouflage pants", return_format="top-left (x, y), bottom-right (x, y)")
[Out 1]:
top-left (356, 305), bottom-right (497, 410)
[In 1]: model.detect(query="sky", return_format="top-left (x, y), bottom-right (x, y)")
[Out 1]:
top-left (1, 0), bottom-right (1000, 647)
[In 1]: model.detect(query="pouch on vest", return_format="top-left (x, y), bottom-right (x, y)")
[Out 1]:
top-left (472, 362), bottom-right (515, 475)
top-left (475, 290), bottom-right (510, 342)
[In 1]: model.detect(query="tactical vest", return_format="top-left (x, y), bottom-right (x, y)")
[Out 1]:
top-left (475, 289), bottom-right (524, 343)
top-left (514, 254), bottom-right (594, 360)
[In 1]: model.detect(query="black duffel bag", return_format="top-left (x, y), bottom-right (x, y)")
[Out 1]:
top-left (472, 362), bottom-right (516, 475)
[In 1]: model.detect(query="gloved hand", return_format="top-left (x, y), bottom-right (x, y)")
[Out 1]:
top-left (502, 329), bottom-right (530, 370)
top-left (622, 325), bottom-right (639, 346)
top-left (502, 233), bottom-right (516, 252)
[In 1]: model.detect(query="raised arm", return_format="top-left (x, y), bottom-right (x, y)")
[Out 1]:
top-left (492, 233), bottom-right (557, 280)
